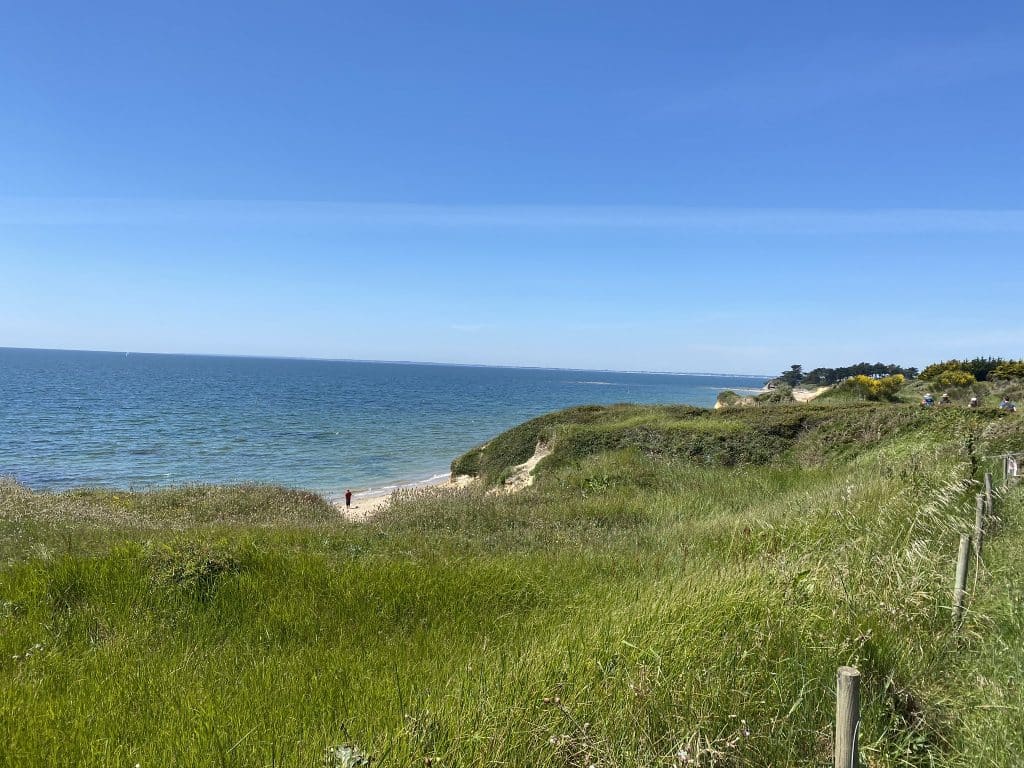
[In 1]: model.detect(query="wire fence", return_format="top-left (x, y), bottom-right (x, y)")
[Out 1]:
top-left (834, 461), bottom-right (1017, 768)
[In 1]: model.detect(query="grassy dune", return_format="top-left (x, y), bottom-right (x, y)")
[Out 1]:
top-left (1, 402), bottom-right (1022, 766)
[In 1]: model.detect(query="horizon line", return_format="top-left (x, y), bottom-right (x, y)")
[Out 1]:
top-left (0, 345), bottom-right (774, 379)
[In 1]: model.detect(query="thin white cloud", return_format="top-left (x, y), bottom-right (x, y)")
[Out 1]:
top-left (2, 197), bottom-right (1024, 235)
top-left (651, 38), bottom-right (1024, 118)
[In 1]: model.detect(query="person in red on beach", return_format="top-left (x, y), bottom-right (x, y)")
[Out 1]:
top-left (345, 489), bottom-right (353, 509)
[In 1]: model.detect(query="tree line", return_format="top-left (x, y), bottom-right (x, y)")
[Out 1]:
top-left (773, 362), bottom-right (918, 388)
top-left (919, 357), bottom-right (1024, 382)
top-left (771, 357), bottom-right (1024, 390)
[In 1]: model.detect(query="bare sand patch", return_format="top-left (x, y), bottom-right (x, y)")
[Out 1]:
top-left (495, 442), bottom-right (552, 493)
top-left (793, 386), bottom-right (830, 402)
top-left (333, 474), bottom-right (476, 521)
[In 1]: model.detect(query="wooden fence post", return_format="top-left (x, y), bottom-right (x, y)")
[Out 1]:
top-left (984, 472), bottom-right (993, 517)
top-left (974, 493), bottom-right (985, 559)
top-left (953, 534), bottom-right (971, 625)
top-left (835, 666), bottom-right (860, 768)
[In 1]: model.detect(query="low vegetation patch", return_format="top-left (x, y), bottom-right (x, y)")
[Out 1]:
top-left (755, 383), bottom-right (796, 403)
top-left (2, 398), bottom-right (1023, 766)
top-left (147, 540), bottom-right (245, 601)
top-left (451, 401), bottom-right (978, 486)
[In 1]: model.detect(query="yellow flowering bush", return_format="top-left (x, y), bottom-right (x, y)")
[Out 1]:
top-left (934, 370), bottom-right (975, 388)
top-left (850, 374), bottom-right (905, 401)
top-left (920, 361), bottom-right (963, 380)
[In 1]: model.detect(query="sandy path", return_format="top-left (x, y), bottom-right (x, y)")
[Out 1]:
top-left (792, 386), bottom-right (830, 402)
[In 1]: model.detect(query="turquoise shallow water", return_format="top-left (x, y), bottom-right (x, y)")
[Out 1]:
top-left (0, 348), bottom-right (766, 495)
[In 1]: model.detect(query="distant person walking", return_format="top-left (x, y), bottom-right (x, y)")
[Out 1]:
top-left (1000, 397), bottom-right (1017, 413)
top-left (969, 395), bottom-right (979, 408)
top-left (345, 489), bottom-right (353, 509)
top-left (922, 393), bottom-right (934, 407)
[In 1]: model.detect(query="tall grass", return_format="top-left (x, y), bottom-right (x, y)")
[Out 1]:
top-left (1, 403), bottom-right (1022, 766)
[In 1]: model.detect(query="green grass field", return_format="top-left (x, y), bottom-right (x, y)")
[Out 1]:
top-left (1, 401), bottom-right (1022, 766)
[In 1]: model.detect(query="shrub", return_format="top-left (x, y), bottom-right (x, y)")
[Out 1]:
top-left (991, 379), bottom-right (1024, 404)
top-left (920, 361), bottom-right (965, 381)
top-left (875, 374), bottom-right (905, 399)
top-left (716, 390), bottom-right (742, 407)
top-left (989, 361), bottom-right (1024, 380)
top-left (849, 375), bottom-right (877, 399)
top-left (934, 370), bottom-right (976, 389)
top-left (148, 540), bottom-right (243, 602)
top-left (922, 357), bottom-right (1015, 381)
top-left (755, 385), bottom-right (795, 404)
top-left (849, 374), bottom-right (905, 401)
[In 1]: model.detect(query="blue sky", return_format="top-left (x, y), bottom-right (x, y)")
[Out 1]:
top-left (1, 1), bottom-right (1022, 374)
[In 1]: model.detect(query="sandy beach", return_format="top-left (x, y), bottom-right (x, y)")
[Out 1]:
top-left (333, 474), bottom-right (476, 521)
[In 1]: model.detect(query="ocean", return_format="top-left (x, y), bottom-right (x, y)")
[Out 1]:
top-left (0, 348), bottom-right (766, 497)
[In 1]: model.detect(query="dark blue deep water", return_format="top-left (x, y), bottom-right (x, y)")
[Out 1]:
top-left (0, 348), bottom-right (766, 495)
